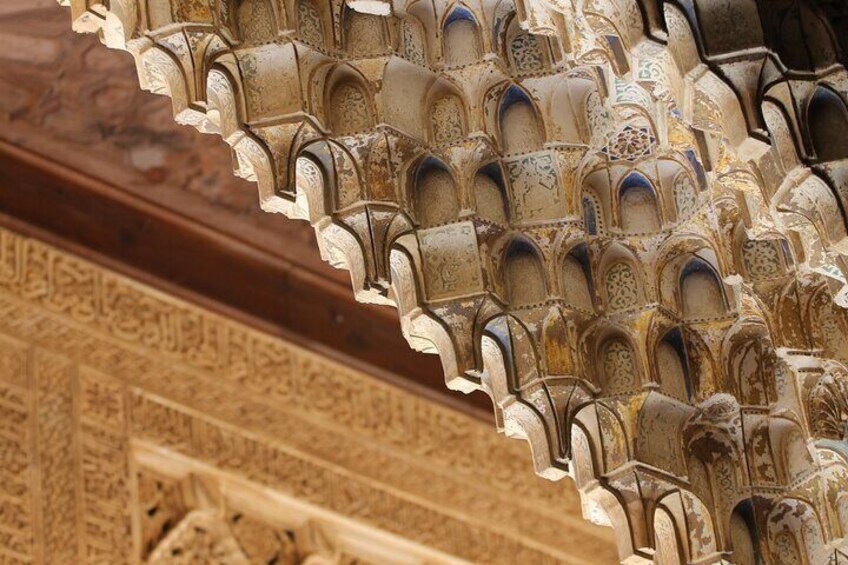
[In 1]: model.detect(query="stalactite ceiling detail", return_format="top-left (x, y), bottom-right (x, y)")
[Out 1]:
top-left (57, 0), bottom-right (848, 562)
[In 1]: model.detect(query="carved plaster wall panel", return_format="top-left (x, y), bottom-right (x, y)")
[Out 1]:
top-left (47, 0), bottom-right (848, 561)
top-left (0, 225), bottom-right (616, 564)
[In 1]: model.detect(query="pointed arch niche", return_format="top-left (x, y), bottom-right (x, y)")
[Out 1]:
top-left (605, 261), bottom-right (642, 312)
top-left (474, 163), bottom-right (508, 224)
top-left (658, 159), bottom-right (698, 223)
top-left (442, 7), bottom-right (482, 67)
top-left (808, 87), bottom-right (848, 162)
top-left (602, 246), bottom-right (644, 313)
top-left (499, 86), bottom-right (544, 154)
top-left (656, 328), bottom-right (692, 402)
top-left (653, 507), bottom-right (683, 565)
top-left (599, 334), bottom-right (641, 395)
top-left (763, 101), bottom-right (801, 173)
top-left (561, 243), bottom-right (594, 311)
top-left (729, 501), bottom-right (761, 565)
top-left (300, 139), bottom-right (363, 212)
top-left (619, 172), bottom-right (662, 234)
top-left (327, 69), bottom-right (374, 135)
top-left (429, 87), bottom-right (466, 144)
top-left (412, 157), bottom-right (460, 227)
top-left (680, 258), bottom-right (726, 319)
top-left (504, 238), bottom-right (547, 306)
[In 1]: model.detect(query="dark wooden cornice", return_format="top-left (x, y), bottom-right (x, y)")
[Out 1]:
top-left (0, 140), bottom-right (492, 418)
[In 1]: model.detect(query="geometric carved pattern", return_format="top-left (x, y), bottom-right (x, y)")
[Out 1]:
top-left (420, 222), bottom-right (484, 299)
top-left (601, 125), bottom-right (655, 161)
top-left (431, 95), bottom-right (464, 144)
top-left (509, 30), bottom-right (547, 73)
top-left (601, 338), bottom-right (638, 394)
top-left (50, 0), bottom-right (848, 561)
top-left (742, 239), bottom-right (783, 279)
top-left (604, 262), bottom-right (640, 312)
top-left (401, 19), bottom-right (426, 65)
top-left (504, 152), bottom-right (561, 222)
top-left (298, 0), bottom-right (325, 46)
top-left (673, 172), bottom-right (698, 220)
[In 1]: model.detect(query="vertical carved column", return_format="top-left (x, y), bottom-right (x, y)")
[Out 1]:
top-left (0, 338), bottom-right (36, 564)
top-left (33, 351), bottom-right (80, 564)
top-left (78, 370), bottom-right (131, 563)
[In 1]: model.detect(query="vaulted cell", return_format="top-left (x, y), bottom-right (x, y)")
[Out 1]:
top-left (656, 328), bottom-right (691, 402)
top-left (808, 87), bottom-right (848, 162)
top-left (758, 0), bottom-right (839, 72)
top-left (328, 76), bottom-right (373, 135)
top-left (582, 192), bottom-right (602, 235)
top-left (729, 502), bottom-right (761, 565)
top-left (680, 258), bottom-right (726, 319)
top-left (619, 172), bottom-right (662, 234)
top-left (344, 7), bottom-right (387, 55)
top-left (600, 336), bottom-right (640, 394)
top-left (401, 17), bottom-right (427, 65)
top-left (442, 7), bottom-right (482, 66)
top-left (504, 238), bottom-right (547, 306)
top-left (413, 157), bottom-right (460, 227)
top-left (561, 244), bottom-right (594, 311)
top-left (474, 163), bottom-right (508, 224)
top-left (499, 86), bottom-right (544, 154)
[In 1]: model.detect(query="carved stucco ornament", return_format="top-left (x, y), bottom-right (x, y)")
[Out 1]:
top-left (57, 0), bottom-right (848, 562)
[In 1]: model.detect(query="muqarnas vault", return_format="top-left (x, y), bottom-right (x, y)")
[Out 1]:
top-left (57, 0), bottom-right (848, 562)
